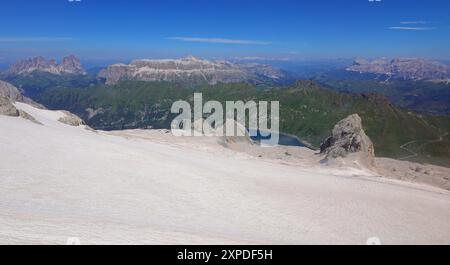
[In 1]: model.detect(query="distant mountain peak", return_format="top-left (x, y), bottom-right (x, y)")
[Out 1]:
top-left (182, 55), bottom-right (201, 61)
top-left (8, 55), bottom-right (86, 76)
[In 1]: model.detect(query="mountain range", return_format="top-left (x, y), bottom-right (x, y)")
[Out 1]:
top-left (7, 55), bottom-right (86, 76)
top-left (3, 55), bottom-right (291, 86)
top-left (97, 56), bottom-right (290, 85)
top-left (347, 58), bottom-right (450, 81)
top-left (6, 55), bottom-right (449, 85)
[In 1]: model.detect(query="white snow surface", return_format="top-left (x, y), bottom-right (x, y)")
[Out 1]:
top-left (0, 103), bottom-right (449, 245)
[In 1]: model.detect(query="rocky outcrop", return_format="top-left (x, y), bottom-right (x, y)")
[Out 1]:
top-left (98, 56), bottom-right (286, 85)
top-left (0, 82), bottom-right (81, 126)
top-left (320, 114), bottom-right (375, 167)
top-left (0, 96), bottom-right (19, 116)
top-left (0, 96), bottom-right (42, 124)
top-left (216, 119), bottom-right (255, 151)
top-left (0, 80), bottom-right (44, 124)
top-left (8, 55), bottom-right (86, 76)
top-left (58, 111), bottom-right (85, 127)
top-left (18, 109), bottom-right (42, 125)
top-left (0, 80), bottom-right (24, 102)
top-left (347, 58), bottom-right (450, 81)
top-left (0, 80), bottom-right (45, 108)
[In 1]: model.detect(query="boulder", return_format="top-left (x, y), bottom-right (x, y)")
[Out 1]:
top-left (320, 114), bottom-right (375, 167)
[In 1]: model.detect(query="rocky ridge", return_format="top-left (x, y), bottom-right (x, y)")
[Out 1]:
top-left (347, 58), bottom-right (450, 81)
top-left (98, 56), bottom-right (287, 85)
top-left (8, 55), bottom-right (86, 76)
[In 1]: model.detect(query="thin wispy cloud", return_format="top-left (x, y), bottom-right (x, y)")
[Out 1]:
top-left (167, 37), bottom-right (272, 45)
top-left (0, 37), bottom-right (74, 42)
top-left (388, 26), bottom-right (435, 31)
top-left (400, 21), bottom-right (429, 25)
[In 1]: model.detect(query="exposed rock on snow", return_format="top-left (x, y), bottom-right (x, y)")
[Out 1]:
top-left (0, 80), bottom-right (24, 102)
top-left (0, 80), bottom-right (45, 124)
top-left (0, 80), bottom-right (45, 109)
top-left (0, 96), bottom-right (41, 124)
top-left (18, 109), bottom-right (42, 125)
top-left (0, 96), bottom-right (19, 116)
top-left (58, 111), bottom-right (85, 127)
top-left (320, 114), bottom-right (375, 167)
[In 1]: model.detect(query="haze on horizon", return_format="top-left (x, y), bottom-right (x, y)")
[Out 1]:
top-left (0, 0), bottom-right (449, 63)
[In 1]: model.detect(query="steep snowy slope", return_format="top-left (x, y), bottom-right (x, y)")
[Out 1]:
top-left (0, 103), bottom-right (449, 244)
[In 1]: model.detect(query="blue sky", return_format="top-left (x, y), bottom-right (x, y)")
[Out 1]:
top-left (0, 0), bottom-right (449, 62)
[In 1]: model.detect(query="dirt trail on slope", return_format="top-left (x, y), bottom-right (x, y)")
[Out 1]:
top-left (399, 133), bottom-right (448, 160)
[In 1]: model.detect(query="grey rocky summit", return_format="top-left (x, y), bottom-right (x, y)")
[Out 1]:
top-left (320, 114), bottom-right (375, 167)
top-left (58, 55), bottom-right (86, 75)
top-left (8, 55), bottom-right (86, 76)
